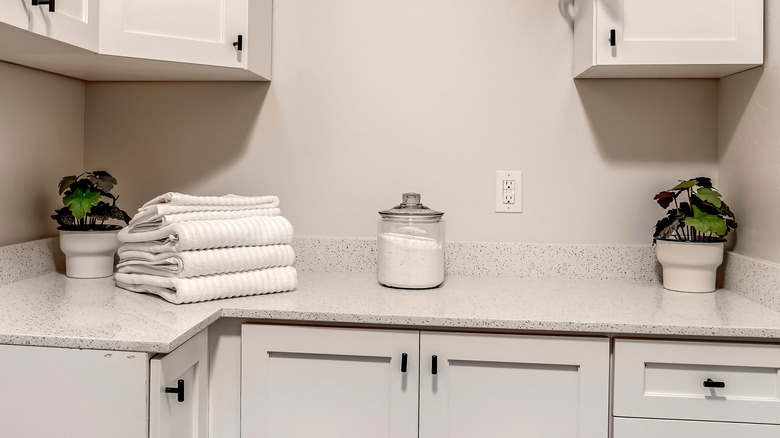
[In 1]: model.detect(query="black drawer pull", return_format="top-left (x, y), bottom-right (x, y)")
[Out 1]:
top-left (165, 379), bottom-right (185, 402)
top-left (31, 0), bottom-right (55, 12)
top-left (432, 355), bottom-right (438, 375)
top-left (609, 29), bottom-right (616, 47)
top-left (233, 34), bottom-right (243, 51)
top-left (400, 353), bottom-right (408, 373)
top-left (703, 378), bottom-right (725, 389)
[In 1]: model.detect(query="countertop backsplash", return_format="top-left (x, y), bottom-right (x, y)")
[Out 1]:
top-left (3, 236), bottom-right (779, 313)
top-left (724, 251), bottom-right (780, 312)
top-left (0, 238), bottom-right (62, 287)
top-left (292, 237), bottom-right (662, 282)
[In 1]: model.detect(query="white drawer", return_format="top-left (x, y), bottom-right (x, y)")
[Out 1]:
top-left (614, 339), bottom-right (780, 424)
top-left (614, 417), bottom-right (780, 438)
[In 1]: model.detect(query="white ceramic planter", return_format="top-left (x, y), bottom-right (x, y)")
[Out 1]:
top-left (59, 229), bottom-right (121, 279)
top-left (655, 239), bottom-right (725, 293)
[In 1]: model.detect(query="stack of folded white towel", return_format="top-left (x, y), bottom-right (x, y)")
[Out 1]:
top-left (114, 192), bottom-right (297, 304)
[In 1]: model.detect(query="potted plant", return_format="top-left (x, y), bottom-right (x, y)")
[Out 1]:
top-left (52, 171), bottom-right (131, 278)
top-left (653, 177), bottom-right (737, 293)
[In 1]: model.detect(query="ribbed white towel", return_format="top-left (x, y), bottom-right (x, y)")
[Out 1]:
top-left (141, 192), bottom-right (279, 209)
top-left (117, 245), bottom-right (295, 278)
top-left (127, 207), bottom-right (281, 233)
top-left (115, 266), bottom-right (298, 304)
top-left (117, 216), bottom-right (294, 252)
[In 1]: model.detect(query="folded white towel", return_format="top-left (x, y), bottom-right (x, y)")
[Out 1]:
top-left (115, 266), bottom-right (298, 304)
top-left (117, 245), bottom-right (295, 278)
top-left (117, 216), bottom-right (294, 252)
top-left (127, 208), bottom-right (281, 233)
top-left (141, 192), bottom-right (279, 209)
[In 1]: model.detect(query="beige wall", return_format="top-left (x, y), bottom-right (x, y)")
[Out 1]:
top-left (718, 2), bottom-right (780, 263)
top-left (85, 0), bottom-right (719, 244)
top-left (0, 62), bottom-right (84, 246)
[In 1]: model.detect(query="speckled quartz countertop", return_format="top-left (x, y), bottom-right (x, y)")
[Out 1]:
top-left (3, 271), bottom-right (780, 353)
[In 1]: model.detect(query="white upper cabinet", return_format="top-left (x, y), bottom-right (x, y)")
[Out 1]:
top-left (32, 0), bottom-right (98, 51)
top-left (574, 0), bottom-right (764, 78)
top-left (99, 0), bottom-right (246, 69)
top-left (0, 0), bottom-right (271, 81)
top-left (0, 0), bottom-right (97, 51)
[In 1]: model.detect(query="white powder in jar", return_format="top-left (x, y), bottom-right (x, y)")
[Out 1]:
top-left (377, 231), bottom-right (444, 289)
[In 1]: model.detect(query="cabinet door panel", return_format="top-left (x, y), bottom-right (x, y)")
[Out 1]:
top-left (242, 324), bottom-right (419, 438)
top-left (420, 332), bottom-right (608, 438)
top-left (150, 328), bottom-right (209, 438)
top-left (614, 417), bottom-right (780, 438)
top-left (99, 0), bottom-right (246, 68)
top-left (30, 0), bottom-right (98, 51)
top-left (597, 0), bottom-right (762, 66)
top-left (0, 344), bottom-right (148, 438)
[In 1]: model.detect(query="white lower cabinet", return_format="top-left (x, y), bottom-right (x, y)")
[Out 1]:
top-left (614, 417), bottom-right (780, 437)
top-left (0, 328), bottom-right (208, 438)
top-left (241, 324), bottom-right (420, 438)
top-left (150, 328), bottom-right (210, 438)
top-left (0, 343), bottom-right (149, 438)
top-left (613, 338), bottom-right (780, 436)
top-left (419, 332), bottom-right (609, 438)
top-left (241, 324), bottom-right (610, 438)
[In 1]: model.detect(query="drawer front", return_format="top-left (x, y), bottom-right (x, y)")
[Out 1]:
top-left (614, 339), bottom-right (780, 424)
top-left (614, 417), bottom-right (780, 438)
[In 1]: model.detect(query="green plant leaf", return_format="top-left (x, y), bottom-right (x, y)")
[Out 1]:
top-left (685, 205), bottom-right (727, 236)
top-left (58, 175), bottom-right (78, 195)
top-left (696, 187), bottom-right (722, 208)
top-left (63, 188), bottom-right (101, 220)
top-left (672, 179), bottom-right (698, 190)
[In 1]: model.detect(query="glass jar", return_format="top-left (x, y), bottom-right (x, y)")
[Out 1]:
top-left (377, 193), bottom-right (445, 289)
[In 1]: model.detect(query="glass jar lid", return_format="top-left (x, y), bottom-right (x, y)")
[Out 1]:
top-left (379, 193), bottom-right (444, 220)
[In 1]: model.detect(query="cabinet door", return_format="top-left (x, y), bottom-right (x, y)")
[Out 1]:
top-left (0, 344), bottom-right (148, 438)
top-left (150, 328), bottom-right (209, 438)
top-left (614, 417), bottom-right (780, 438)
top-left (0, 1), bottom-right (33, 30)
top-left (29, 0), bottom-right (98, 51)
top-left (99, 0), bottom-right (247, 68)
top-left (596, 0), bottom-right (763, 66)
top-left (419, 332), bottom-right (609, 438)
top-left (241, 324), bottom-right (419, 438)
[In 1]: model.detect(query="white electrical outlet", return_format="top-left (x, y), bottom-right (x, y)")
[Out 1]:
top-left (495, 171), bottom-right (522, 213)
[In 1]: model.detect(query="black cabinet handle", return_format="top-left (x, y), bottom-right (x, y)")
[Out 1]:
top-left (233, 35), bottom-right (243, 51)
top-left (32, 0), bottom-right (55, 12)
top-left (165, 379), bottom-right (185, 403)
top-left (609, 29), bottom-right (616, 47)
top-left (432, 355), bottom-right (438, 375)
top-left (401, 353), bottom-right (408, 373)
top-left (703, 378), bottom-right (725, 389)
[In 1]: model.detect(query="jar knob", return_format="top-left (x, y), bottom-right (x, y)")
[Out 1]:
top-left (402, 192), bottom-right (421, 207)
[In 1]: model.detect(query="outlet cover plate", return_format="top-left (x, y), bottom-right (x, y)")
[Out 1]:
top-left (495, 170), bottom-right (522, 213)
